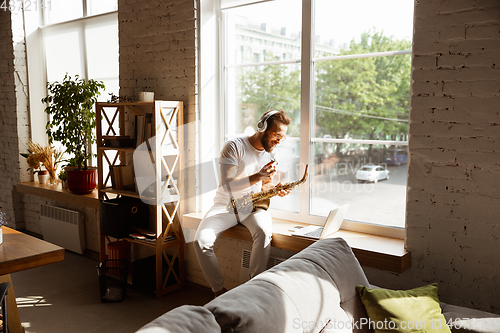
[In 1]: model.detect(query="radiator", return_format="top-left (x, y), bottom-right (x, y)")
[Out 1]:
top-left (240, 249), bottom-right (286, 283)
top-left (40, 205), bottom-right (86, 254)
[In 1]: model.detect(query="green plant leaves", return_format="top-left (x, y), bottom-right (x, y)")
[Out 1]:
top-left (42, 73), bottom-right (105, 170)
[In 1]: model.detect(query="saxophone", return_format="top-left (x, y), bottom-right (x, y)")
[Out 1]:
top-left (226, 164), bottom-right (309, 215)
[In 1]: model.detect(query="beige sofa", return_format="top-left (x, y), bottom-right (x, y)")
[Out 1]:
top-left (136, 238), bottom-right (500, 333)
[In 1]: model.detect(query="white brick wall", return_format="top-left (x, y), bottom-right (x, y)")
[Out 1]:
top-left (0, 9), bottom-right (30, 229)
top-left (118, 0), bottom-right (207, 285)
top-left (12, 9), bottom-right (30, 187)
top-left (364, 0), bottom-right (500, 313)
top-left (118, 0), bottom-right (198, 214)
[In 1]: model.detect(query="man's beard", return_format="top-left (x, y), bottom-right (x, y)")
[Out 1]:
top-left (261, 132), bottom-right (274, 152)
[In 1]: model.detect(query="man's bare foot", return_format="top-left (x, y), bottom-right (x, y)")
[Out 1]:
top-left (214, 287), bottom-right (227, 298)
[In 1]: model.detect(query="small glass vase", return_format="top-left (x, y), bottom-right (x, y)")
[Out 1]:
top-left (47, 168), bottom-right (57, 185)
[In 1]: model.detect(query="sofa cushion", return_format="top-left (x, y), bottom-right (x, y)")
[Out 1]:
top-left (135, 305), bottom-right (221, 333)
top-left (441, 303), bottom-right (500, 333)
top-left (253, 255), bottom-right (353, 331)
top-left (205, 237), bottom-right (371, 333)
top-left (357, 283), bottom-right (451, 333)
top-left (289, 237), bottom-right (371, 325)
top-left (289, 238), bottom-right (370, 303)
top-left (205, 279), bottom-right (303, 333)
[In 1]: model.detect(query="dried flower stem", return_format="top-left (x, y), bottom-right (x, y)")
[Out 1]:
top-left (27, 140), bottom-right (65, 184)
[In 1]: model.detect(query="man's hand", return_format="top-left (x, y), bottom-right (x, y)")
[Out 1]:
top-left (221, 160), bottom-right (276, 192)
top-left (262, 182), bottom-right (291, 196)
top-left (274, 182), bottom-right (291, 197)
top-left (257, 160), bottom-right (277, 183)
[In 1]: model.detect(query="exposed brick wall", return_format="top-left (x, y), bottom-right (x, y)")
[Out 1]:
top-left (118, 0), bottom-right (205, 285)
top-left (118, 0), bottom-right (199, 213)
top-left (0, 9), bottom-right (30, 229)
top-left (365, 0), bottom-right (500, 313)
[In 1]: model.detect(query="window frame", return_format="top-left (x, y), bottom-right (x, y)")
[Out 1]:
top-left (215, 0), bottom-right (411, 238)
top-left (26, 1), bottom-right (118, 161)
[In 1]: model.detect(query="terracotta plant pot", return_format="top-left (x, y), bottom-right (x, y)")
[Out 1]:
top-left (65, 167), bottom-right (97, 194)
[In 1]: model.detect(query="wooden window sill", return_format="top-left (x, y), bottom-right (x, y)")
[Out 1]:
top-left (15, 182), bottom-right (410, 273)
top-left (183, 212), bottom-right (411, 273)
top-left (16, 182), bottom-right (99, 209)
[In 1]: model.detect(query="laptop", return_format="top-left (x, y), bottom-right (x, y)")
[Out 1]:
top-left (291, 204), bottom-right (349, 240)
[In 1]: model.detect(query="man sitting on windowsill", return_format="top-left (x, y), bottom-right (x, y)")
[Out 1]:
top-left (193, 109), bottom-right (292, 297)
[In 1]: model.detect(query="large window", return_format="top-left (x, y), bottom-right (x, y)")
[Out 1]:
top-left (221, 0), bottom-right (413, 232)
top-left (25, 0), bottom-right (119, 164)
top-left (42, 0), bottom-right (118, 98)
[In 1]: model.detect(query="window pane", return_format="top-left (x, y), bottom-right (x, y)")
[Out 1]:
top-left (96, 78), bottom-right (118, 101)
top-left (224, 0), bottom-right (302, 66)
top-left (224, 1), bottom-right (302, 212)
top-left (44, 27), bottom-right (83, 81)
top-left (311, 53), bottom-right (411, 227)
top-left (314, 0), bottom-right (414, 57)
top-left (313, 54), bottom-right (411, 141)
top-left (311, 0), bottom-right (413, 228)
top-left (221, 0), bottom-right (413, 229)
top-left (46, 0), bottom-right (83, 25)
top-left (268, 137), bottom-right (301, 213)
top-left (88, 0), bottom-right (118, 16)
top-left (85, 19), bottom-right (119, 99)
top-left (225, 63), bottom-right (302, 213)
top-left (226, 64), bottom-right (301, 135)
top-left (310, 143), bottom-right (407, 227)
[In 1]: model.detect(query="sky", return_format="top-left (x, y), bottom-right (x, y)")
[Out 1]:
top-left (227, 0), bottom-right (414, 47)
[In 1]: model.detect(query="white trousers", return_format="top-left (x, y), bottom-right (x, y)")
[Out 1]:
top-left (193, 205), bottom-right (273, 292)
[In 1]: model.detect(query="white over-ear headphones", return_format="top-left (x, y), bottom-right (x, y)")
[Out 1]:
top-left (257, 110), bottom-right (279, 132)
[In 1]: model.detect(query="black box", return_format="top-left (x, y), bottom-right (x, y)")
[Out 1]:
top-left (97, 259), bottom-right (129, 302)
top-left (131, 255), bottom-right (180, 292)
top-left (100, 197), bottom-right (150, 239)
top-left (102, 136), bottom-right (136, 148)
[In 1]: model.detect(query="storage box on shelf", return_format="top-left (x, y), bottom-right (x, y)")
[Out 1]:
top-left (95, 101), bottom-right (185, 298)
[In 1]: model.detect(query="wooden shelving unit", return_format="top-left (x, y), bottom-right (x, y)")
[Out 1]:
top-left (95, 101), bottom-right (185, 297)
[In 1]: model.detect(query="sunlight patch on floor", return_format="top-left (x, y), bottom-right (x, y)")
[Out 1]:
top-left (16, 296), bottom-right (52, 308)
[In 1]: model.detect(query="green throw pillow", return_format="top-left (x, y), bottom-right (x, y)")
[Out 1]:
top-left (356, 283), bottom-right (451, 333)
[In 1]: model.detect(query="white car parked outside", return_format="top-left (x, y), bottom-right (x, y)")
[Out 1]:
top-left (355, 165), bottom-right (389, 183)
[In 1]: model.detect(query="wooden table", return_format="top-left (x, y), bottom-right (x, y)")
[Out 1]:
top-left (0, 227), bottom-right (65, 333)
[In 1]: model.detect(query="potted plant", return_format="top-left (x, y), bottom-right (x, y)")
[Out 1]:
top-left (59, 170), bottom-right (67, 189)
top-left (21, 140), bottom-right (64, 185)
top-left (42, 74), bottom-right (105, 194)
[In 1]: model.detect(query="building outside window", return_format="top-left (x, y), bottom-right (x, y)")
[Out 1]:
top-left (221, 0), bottom-right (414, 234)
